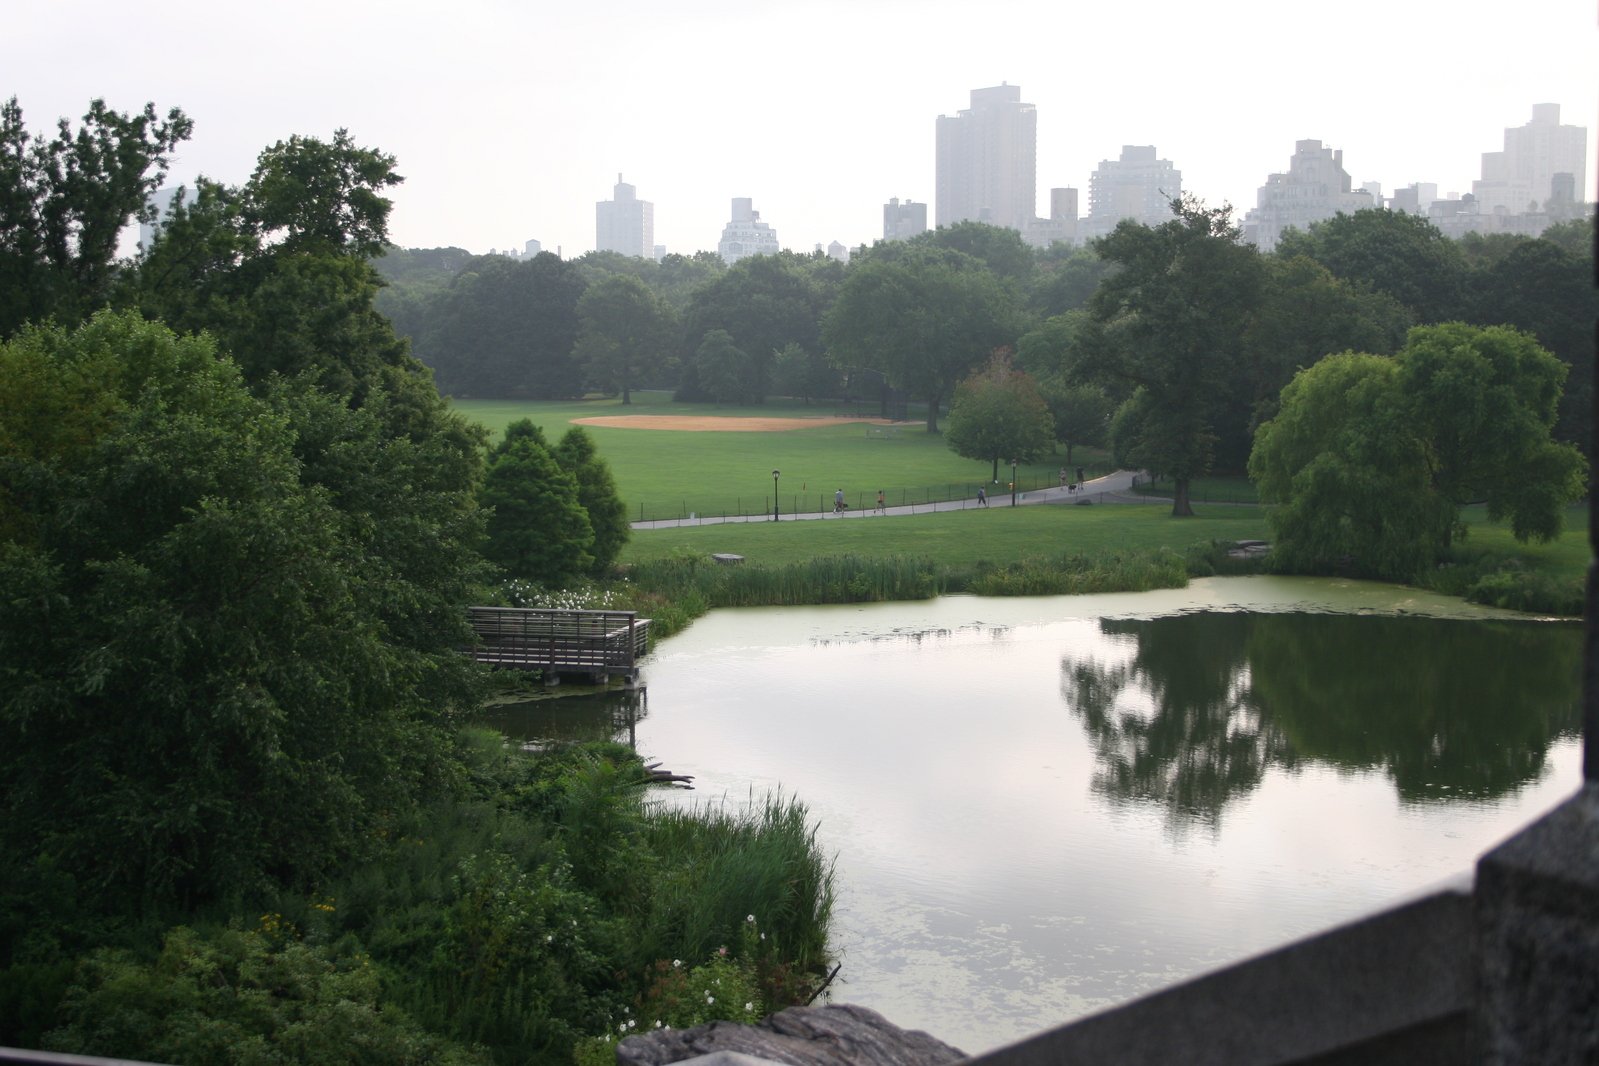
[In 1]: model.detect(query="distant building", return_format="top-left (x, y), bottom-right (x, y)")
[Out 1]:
top-left (883, 197), bottom-right (928, 241)
top-left (1472, 104), bottom-right (1587, 217)
top-left (1388, 182), bottom-right (1438, 215)
top-left (1081, 146), bottom-right (1180, 241)
top-left (1241, 139), bottom-right (1374, 252)
top-left (935, 84), bottom-right (1037, 232)
top-left (717, 198), bottom-right (780, 264)
top-left (595, 174), bottom-right (655, 258)
top-left (1022, 186), bottom-right (1079, 249)
top-left (524, 239), bottom-right (542, 257)
top-left (826, 240), bottom-right (849, 264)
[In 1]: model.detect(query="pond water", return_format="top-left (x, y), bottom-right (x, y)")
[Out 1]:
top-left (479, 576), bottom-right (1584, 1055)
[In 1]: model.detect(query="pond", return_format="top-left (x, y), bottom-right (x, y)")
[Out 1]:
top-left (478, 576), bottom-right (1584, 1055)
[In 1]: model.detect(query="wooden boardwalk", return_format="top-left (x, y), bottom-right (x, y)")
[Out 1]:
top-left (467, 607), bottom-right (650, 682)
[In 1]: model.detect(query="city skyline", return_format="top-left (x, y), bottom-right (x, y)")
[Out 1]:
top-left (13, 0), bottom-right (1598, 260)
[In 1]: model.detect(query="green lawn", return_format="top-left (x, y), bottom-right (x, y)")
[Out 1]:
top-left (619, 503), bottom-right (1270, 569)
top-left (451, 393), bottom-right (1116, 523)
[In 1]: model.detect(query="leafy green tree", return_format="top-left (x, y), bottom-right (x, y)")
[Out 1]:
top-left (554, 426), bottom-right (630, 575)
top-left (0, 313), bottom-right (485, 910)
top-left (1235, 254), bottom-right (1411, 463)
top-left (914, 220), bottom-right (1036, 287)
top-left (1464, 235), bottom-right (1595, 447)
top-left (1249, 324), bottom-right (1586, 579)
top-left (823, 246), bottom-right (1018, 432)
top-left (128, 130), bottom-right (435, 407)
top-left (1274, 208), bottom-right (1468, 323)
top-left (680, 253), bottom-right (831, 402)
top-left (693, 328), bottom-right (755, 404)
top-left (412, 252), bottom-right (586, 398)
top-left (1041, 380), bottom-right (1112, 466)
top-left (0, 96), bottom-right (192, 336)
top-left (770, 341), bottom-right (840, 403)
top-left (573, 274), bottom-right (675, 404)
top-left (1029, 245), bottom-right (1113, 317)
top-left (944, 351), bottom-right (1056, 482)
top-left (1077, 197), bottom-right (1264, 514)
top-left (480, 420), bottom-right (594, 582)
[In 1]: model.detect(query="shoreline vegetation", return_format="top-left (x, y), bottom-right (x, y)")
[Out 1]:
top-left (502, 502), bottom-right (1588, 644)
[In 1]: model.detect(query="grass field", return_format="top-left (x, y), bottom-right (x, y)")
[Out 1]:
top-left (450, 393), bottom-right (1118, 522)
top-left (616, 502), bottom-right (1270, 568)
top-left (453, 396), bottom-right (1589, 612)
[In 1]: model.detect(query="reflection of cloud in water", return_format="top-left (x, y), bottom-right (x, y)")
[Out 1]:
top-left (811, 622), bottom-right (1012, 648)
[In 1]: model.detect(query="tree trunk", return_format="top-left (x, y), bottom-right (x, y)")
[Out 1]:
top-left (990, 456), bottom-right (999, 483)
top-left (1171, 477), bottom-right (1195, 517)
top-left (924, 393), bottom-right (940, 433)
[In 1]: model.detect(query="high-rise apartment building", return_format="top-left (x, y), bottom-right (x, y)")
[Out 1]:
top-left (1472, 104), bottom-right (1587, 216)
top-left (883, 197), bottom-right (928, 241)
top-left (717, 198), bottom-right (780, 264)
top-left (1241, 140), bottom-right (1374, 252)
top-left (1082, 146), bottom-right (1181, 240)
top-left (595, 174), bottom-right (655, 258)
top-left (935, 84), bottom-right (1037, 232)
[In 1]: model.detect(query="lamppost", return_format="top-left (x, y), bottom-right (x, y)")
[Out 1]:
top-left (1010, 458), bottom-right (1018, 507)
top-left (772, 470), bottom-right (780, 521)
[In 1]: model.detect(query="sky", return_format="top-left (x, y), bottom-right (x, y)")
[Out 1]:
top-left (14, 0), bottom-right (1599, 261)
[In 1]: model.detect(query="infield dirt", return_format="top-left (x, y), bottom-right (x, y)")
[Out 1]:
top-left (572, 415), bottom-right (898, 432)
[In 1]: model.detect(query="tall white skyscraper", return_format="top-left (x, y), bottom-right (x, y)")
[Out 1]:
top-left (1080, 146), bottom-right (1181, 240)
top-left (1472, 104), bottom-right (1587, 216)
top-left (935, 84), bottom-right (1037, 232)
top-left (1242, 140), bottom-right (1374, 252)
top-left (717, 198), bottom-right (780, 264)
top-left (595, 175), bottom-right (655, 258)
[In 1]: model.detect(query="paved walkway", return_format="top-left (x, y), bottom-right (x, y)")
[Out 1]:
top-left (631, 470), bottom-right (1154, 530)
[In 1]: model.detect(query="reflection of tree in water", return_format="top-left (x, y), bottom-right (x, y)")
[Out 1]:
top-left (1248, 615), bottom-right (1580, 802)
top-left (1063, 614), bottom-right (1298, 831)
top-left (478, 687), bottom-right (650, 748)
top-left (1063, 613), bottom-right (1581, 829)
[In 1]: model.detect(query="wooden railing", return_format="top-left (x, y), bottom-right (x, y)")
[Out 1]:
top-left (466, 607), bottom-right (649, 681)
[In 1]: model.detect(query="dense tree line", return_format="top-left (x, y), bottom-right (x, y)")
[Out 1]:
top-left (0, 97), bottom-right (825, 1065)
top-left (380, 205), bottom-right (1593, 469)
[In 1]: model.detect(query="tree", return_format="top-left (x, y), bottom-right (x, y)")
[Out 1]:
top-left (823, 246), bottom-right (1018, 432)
top-left (1464, 235), bottom-right (1595, 447)
top-left (770, 341), bottom-right (840, 403)
top-left (680, 253), bottom-right (831, 402)
top-left (479, 420), bottom-right (594, 583)
top-left (1028, 245), bottom-right (1113, 317)
top-left (1249, 325), bottom-right (1586, 580)
top-left (1041, 381), bottom-right (1112, 466)
top-left (573, 274), bottom-right (675, 404)
top-left (914, 221), bottom-right (1035, 287)
top-left (1274, 209), bottom-right (1468, 324)
top-left (554, 426), bottom-right (630, 575)
top-left (0, 97), bottom-right (192, 336)
top-left (943, 351), bottom-right (1056, 482)
top-left (1077, 197), bottom-right (1264, 515)
top-left (411, 253), bottom-right (586, 398)
top-left (1234, 254), bottom-right (1411, 464)
top-left (0, 313), bottom-right (486, 909)
top-left (693, 328), bottom-right (755, 404)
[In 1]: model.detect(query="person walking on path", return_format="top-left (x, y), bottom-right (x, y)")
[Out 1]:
top-left (876, 490), bottom-right (885, 513)
top-left (977, 486), bottom-right (988, 507)
top-left (834, 488), bottom-right (846, 514)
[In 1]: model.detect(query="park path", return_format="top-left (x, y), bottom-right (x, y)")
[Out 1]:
top-left (630, 470), bottom-right (1154, 530)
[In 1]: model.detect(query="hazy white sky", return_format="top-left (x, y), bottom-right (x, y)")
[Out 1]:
top-left (14, 0), bottom-right (1598, 260)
